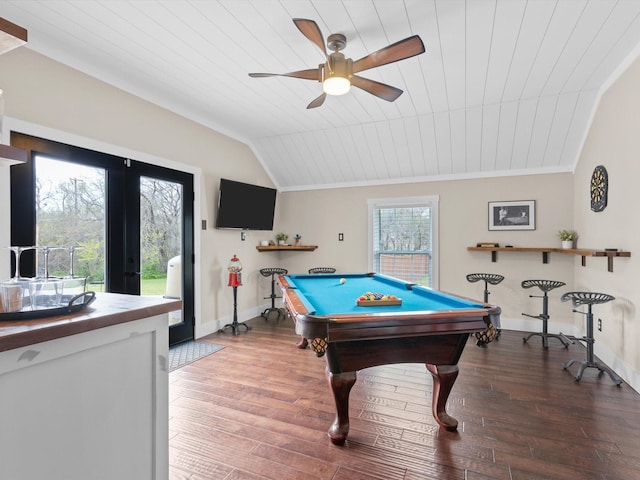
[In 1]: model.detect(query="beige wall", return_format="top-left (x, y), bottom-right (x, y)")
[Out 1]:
top-left (572, 55), bottom-right (640, 389)
top-left (1, 46), bottom-right (638, 391)
top-left (275, 174), bottom-right (575, 329)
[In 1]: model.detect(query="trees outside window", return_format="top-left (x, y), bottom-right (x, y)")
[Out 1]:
top-left (35, 156), bottom-right (106, 282)
top-left (139, 176), bottom-right (183, 293)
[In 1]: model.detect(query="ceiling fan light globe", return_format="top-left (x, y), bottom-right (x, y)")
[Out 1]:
top-left (323, 76), bottom-right (350, 96)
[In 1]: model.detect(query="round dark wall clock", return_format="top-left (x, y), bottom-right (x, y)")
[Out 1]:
top-left (590, 165), bottom-right (608, 212)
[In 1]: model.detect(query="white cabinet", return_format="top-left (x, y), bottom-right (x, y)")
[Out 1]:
top-left (0, 294), bottom-right (178, 480)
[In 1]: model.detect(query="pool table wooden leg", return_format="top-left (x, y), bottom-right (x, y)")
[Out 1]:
top-left (426, 364), bottom-right (459, 431)
top-left (296, 336), bottom-right (308, 349)
top-left (325, 369), bottom-right (357, 445)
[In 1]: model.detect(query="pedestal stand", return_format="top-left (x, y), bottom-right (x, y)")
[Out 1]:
top-left (219, 254), bottom-right (251, 335)
top-left (221, 286), bottom-right (251, 335)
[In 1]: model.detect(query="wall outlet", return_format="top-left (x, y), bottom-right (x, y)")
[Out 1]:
top-left (338, 233), bottom-right (344, 241)
top-left (598, 318), bottom-right (602, 331)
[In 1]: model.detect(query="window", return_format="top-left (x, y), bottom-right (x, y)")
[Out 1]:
top-left (368, 195), bottom-right (439, 288)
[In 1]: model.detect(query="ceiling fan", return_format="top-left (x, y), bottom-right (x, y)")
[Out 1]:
top-left (249, 18), bottom-right (425, 109)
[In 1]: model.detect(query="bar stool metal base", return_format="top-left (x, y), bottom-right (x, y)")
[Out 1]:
top-left (561, 292), bottom-right (622, 385)
top-left (522, 330), bottom-right (573, 348)
top-left (261, 306), bottom-right (287, 319)
top-left (521, 279), bottom-right (572, 349)
top-left (563, 356), bottom-right (622, 385)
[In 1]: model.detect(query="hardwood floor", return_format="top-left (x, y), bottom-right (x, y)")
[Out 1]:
top-left (169, 318), bottom-right (640, 480)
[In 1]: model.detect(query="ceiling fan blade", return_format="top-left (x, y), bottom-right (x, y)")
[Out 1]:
top-left (350, 75), bottom-right (403, 102)
top-left (306, 93), bottom-right (326, 109)
top-left (293, 18), bottom-right (327, 58)
top-left (249, 68), bottom-right (320, 81)
top-left (352, 35), bottom-right (425, 74)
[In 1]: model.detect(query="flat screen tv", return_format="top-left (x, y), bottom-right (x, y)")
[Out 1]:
top-left (215, 178), bottom-right (277, 230)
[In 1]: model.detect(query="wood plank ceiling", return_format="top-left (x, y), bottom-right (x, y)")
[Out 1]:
top-left (3, 1), bottom-right (640, 191)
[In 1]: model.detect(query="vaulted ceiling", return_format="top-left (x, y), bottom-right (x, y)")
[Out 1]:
top-left (3, 1), bottom-right (640, 191)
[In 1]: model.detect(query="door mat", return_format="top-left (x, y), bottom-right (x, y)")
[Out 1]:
top-left (168, 341), bottom-right (225, 372)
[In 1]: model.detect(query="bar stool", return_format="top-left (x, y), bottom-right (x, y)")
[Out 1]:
top-left (466, 273), bottom-right (504, 346)
top-left (259, 268), bottom-right (288, 320)
top-left (308, 267), bottom-right (336, 274)
top-left (561, 292), bottom-right (622, 385)
top-left (297, 267), bottom-right (337, 349)
top-left (466, 273), bottom-right (505, 303)
top-left (521, 280), bottom-right (573, 349)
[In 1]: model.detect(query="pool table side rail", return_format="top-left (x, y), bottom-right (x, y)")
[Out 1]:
top-left (326, 315), bottom-right (492, 342)
top-left (416, 285), bottom-right (494, 308)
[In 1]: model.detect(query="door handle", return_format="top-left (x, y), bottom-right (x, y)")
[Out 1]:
top-left (125, 271), bottom-right (142, 277)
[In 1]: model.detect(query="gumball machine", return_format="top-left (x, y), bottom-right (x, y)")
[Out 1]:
top-left (227, 254), bottom-right (242, 287)
top-left (221, 255), bottom-right (251, 335)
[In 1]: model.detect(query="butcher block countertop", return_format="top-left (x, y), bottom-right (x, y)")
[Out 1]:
top-left (0, 292), bottom-right (181, 353)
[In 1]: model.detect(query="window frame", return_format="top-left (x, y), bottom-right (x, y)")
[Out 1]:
top-left (367, 195), bottom-right (439, 289)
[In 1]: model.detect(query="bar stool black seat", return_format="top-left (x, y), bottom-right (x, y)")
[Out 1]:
top-left (521, 279), bottom-right (573, 348)
top-left (561, 292), bottom-right (622, 385)
top-left (466, 273), bottom-right (504, 346)
top-left (308, 267), bottom-right (336, 274)
top-left (466, 273), bottom-right (505, 302)
top-left (259, 267), bottom-right (288, 320)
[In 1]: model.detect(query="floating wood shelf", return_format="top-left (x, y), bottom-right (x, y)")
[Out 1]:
top-left (467, 246), bottom-right (631, 272)
top-left (256, 245), bottom-right (317, 252)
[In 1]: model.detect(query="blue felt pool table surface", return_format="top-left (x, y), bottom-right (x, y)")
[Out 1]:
top-left (281, 272), bottom-right (484, 317)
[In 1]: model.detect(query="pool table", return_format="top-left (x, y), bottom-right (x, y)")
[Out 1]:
top-left (277, 272), bottom-right (501, 445)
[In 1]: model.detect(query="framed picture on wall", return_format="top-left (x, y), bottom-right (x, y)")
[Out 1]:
top-left (488, 200), bottom-right (536, 231)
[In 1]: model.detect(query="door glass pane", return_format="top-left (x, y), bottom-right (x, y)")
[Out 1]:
top-left (139, 176), bottom-right (183, 325)
top-left (34, 156), bottom-right (106, 289)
